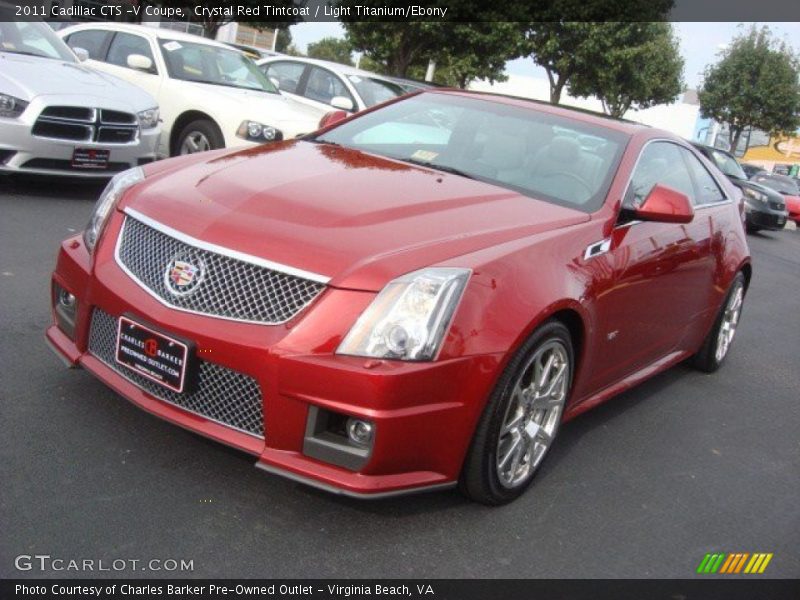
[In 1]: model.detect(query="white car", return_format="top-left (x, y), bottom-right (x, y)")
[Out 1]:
top-left (58, 23), bottom-right (320, 156)
top-left (257, 56), bottom-right (406, 120)
top-left (0, 19), bottom-right (160, 178)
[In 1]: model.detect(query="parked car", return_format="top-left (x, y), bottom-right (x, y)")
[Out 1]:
top-left (47, 91), bottom-right (751, 504)
top-left (257, 56), bottom-right (406, 119)
top-left (740, 162), bottom-right (768, 179)
top-left (386, 76), bottom-right (441, 94)
top-left (224, 42), bottom-right (279, 61)
top-left (692, 143), bottom-right (787, 232)
top-left (751, 172), bottom-right (800, 226)
top-left (0, 20), bottom-right (160, 178)
top-left (58, 23), bottom-right (319, 156)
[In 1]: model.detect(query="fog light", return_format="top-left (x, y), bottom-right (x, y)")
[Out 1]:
top-left (52, 281), bottom-right (78, 340)
top-left (347, 418), bottom-right (374, 446)
top-left (58, 289), bottom-right (76, 308)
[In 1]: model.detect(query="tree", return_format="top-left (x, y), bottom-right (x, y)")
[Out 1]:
top-left (307, 37), bottom-right (354, 66)
top-left (151, 0), bottom-right (305, 39)
top-left (274, 28), bottom-right (293, 53)
top-left (698, 26), bottom-right (800, 152)
top-left (568, 23), bottom-right (684, 117)
top-left (518, 0), bottom-right (674, 103)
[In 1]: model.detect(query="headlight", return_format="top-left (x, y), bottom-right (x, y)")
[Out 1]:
top-left (0, 94), bottom-right (28, 118)
top-left (137, 108), bottom-right (159, 129)
top-left (743, 187), bottom-right (768, 203)
top-left (337, 267), bottom-right (470, 361)
top-left (236, 120), bottom-right (282, 143)
top-left (83, 167), bottom-right (145, 253)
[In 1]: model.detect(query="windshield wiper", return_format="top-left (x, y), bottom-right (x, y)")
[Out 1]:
top-left (399, 157), bottom-right (477, 180)
top-left (305, 138), bottom-right (341, 147)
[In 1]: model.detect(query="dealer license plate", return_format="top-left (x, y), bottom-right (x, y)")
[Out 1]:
top-left (72, 148), bottom-right (110, 169)
top-left (115, 316), bottom-right (192, 393)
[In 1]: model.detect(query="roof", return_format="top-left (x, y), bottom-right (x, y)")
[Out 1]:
top-left (60, 22), bottom-right (232, 50)
top-left (435, 89), bottom-right (651, 136)
top-left (257, 55), bottom-right (397, 84)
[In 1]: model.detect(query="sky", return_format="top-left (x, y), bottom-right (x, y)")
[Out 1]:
top-left (288, 22), bottom-right (800, 90)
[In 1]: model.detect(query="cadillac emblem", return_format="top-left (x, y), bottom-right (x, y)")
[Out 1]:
top-left (164, 254), bottom-right (205, 296)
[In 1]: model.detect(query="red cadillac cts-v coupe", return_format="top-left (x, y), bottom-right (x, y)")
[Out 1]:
top-left (47, 91), bottom-right (751, 504)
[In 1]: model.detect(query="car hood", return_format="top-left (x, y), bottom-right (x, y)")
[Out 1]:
top-left (178, 81), bottom-right (320, 129)
top-left (732, 178), bottom-right (784, 201)
top-left (123, 141), bottom-right (589, 291)
top-left (0, 52), bottom-right (156, 109)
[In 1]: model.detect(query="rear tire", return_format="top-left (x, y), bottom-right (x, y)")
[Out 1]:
top-left (459, 320), bottom-right (573, 505)
top-left (691, 272), bottom-right (746, 373)
top-left (175, 119), bottom-right (224, 156)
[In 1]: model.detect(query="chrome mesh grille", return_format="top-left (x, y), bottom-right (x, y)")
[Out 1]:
top-left (88, 308), bottom-right (264, 437)
top-left (116, 215), bottom-right (326, 324)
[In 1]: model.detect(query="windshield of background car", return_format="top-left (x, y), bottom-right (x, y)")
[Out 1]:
top-left (709, 148), bottom-right (747, 179)
top-left (755, 175), bottom-right (800, 195)
top-left (0, 21), bottom-right (75, 62)
top-left (346, 74), bottom-right (405, 107)
top-left (314, 93), bottom-right (628, 211)
top-left (158, 39), bottom-right (278, 93)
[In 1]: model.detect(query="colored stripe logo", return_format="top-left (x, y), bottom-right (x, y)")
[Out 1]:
top-left (697, 552), bottom-right (773, 574)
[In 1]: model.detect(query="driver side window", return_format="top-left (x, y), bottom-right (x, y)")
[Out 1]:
top-left (626, 142), bottom-right (695, 209)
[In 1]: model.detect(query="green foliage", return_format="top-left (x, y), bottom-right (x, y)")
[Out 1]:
top-left (568, 23), bottom-right (684, 117)
top-left (342, 20), bottom-right (522, 88)
top-left (698, 25), bottom-right (800, 151)
top-left (307, 37), bottom-right (354, 66)
top-left (274, 28), bottom-right (293, 53)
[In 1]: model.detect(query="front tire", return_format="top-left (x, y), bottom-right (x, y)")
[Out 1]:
top-left (460, 320), bottom-right (573, 505)
top-left (691, 272), bottom-right (746, 373)
top-left (176, 119), bottom-right (224, 156)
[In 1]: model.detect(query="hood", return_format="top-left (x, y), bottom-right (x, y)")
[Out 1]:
top-left (732, 178), bottom-right (784, 202)
top-left (122, 141), bottom-right (589, 291)
top-left (0, 52), bottom-right (156, 110)
top-left (178, 81), bottom-right (320, 130)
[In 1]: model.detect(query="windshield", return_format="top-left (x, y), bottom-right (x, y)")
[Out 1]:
top-left (709, 148), bottom-right (747, 180)
top-left (346, 74), bottom-right (404, 107)
top-left (0, 21), bottom-right (75, 62)
top-left (754, 174), bottom-right (800, 195)
top-left (313, 93), bottom-right (628, 212)
top-left (159, 39), bottom-right (278, 93)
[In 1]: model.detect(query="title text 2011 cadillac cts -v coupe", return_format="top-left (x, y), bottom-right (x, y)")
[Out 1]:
top-left (46, 91), bottom-right (751, 504)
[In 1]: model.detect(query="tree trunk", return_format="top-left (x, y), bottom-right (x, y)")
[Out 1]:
top-left (729, 126), bottom-right (744, 154)
top-left (550, 78), bottom-right (565, 104)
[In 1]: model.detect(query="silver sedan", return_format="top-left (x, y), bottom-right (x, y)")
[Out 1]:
top-left (0, 20), bottom-right (161, 178)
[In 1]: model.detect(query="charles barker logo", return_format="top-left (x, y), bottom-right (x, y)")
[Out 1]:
top-left (697, 552), bottom-right (773, 574)
top-left (164, 254), bottom-right (205, 296)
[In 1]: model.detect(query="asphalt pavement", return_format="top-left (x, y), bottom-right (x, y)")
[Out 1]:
top-left (1, 177), bottom-right (798, 579)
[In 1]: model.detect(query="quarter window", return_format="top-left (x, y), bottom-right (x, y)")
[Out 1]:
top-left (107, 32), bottom-right (156, 73)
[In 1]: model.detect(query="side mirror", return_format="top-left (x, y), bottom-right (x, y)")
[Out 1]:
top-left (72, 47), bottom-right (89, 62)
top-left (330, 96), bottom-right (354, 112)
top-left (318, 110), bottom-right (348, 129)
top-left (634, 184), bottom-right (694, 224)
top-left (127, 54), bottom-right (154, 72)
top-left (269, 76), bottom-right (280, 90)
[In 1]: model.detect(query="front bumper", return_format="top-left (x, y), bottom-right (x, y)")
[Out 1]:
top-left (0, 100), bottom-right (160, 178)
top-left (744, 203), bottom-right (787, 230)
top-left (46, 228), bottom-right (502, 498)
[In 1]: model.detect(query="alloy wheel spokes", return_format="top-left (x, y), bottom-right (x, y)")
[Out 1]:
top-left (496, 340), bottom-right (570, 489)
top-left (716, 284), bottom-right (743, 362)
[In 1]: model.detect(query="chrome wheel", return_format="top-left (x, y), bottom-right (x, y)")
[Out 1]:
top-left (180, 131), bottom-right (211, 154)
top-left (496, 340), bottom-right (570, 489)
top-left (715, 282), bottom-right (743, 362)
